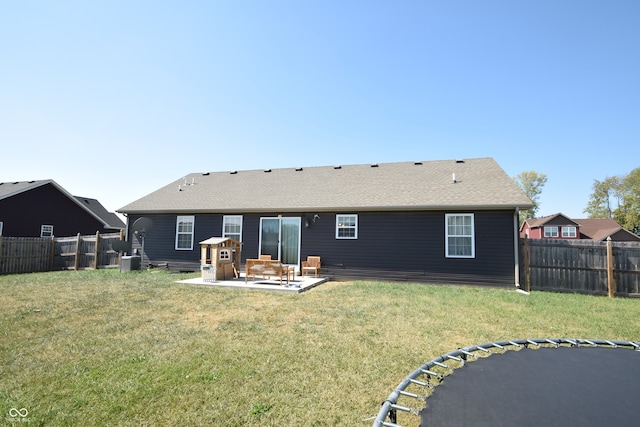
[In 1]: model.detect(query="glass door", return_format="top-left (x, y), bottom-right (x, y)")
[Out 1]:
top-left (280, 218), bottom-right (300, 265)
top-left (260, 218), bottom-right (280, 260)
top-left (259, 217), bottom-right (300, 266)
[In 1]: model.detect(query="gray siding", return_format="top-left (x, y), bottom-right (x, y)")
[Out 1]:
top-left (128, 214), bottom-right (223, 269)
top-left (127, 210), bottom-right (517, 285)
top-left (304, 210), bottom-right (516, 285)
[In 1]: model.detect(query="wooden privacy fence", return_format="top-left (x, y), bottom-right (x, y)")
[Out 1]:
top-left (0, 236), bottom-right (54, 274)
top-left (0, 232), bottom-right (123, 274)
top-left (520, 238), bottom-right (640, 297)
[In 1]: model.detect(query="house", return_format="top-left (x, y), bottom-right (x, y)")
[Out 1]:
top-left (0, 180), bottom-right (125, 237)
top-left (118, 157), bottom-right (533, 286)
top-left (575, 218), bottom-right (640, 242)
top-left (520, 213), bottom-right (580, 240)
top-left (520, 213), bottom-right (640, 242)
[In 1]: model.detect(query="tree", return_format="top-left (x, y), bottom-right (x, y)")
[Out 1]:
top-left (583, 176), bottom-right (623, 219)
top-left (513, 171), bottom-right (547, 223)
top-left (614, 168), bottom-right (640, 234)
top-left (585, 167), bottom-right (640, 235)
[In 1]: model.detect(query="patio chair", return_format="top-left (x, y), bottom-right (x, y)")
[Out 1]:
top-left (301, 256), bottom-right (321, 278)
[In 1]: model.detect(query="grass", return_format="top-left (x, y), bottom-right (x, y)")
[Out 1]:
top-left (1, 270), bottom-right (639, 426)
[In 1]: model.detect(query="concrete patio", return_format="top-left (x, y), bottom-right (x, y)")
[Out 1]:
top-left (177, 272), bottom-right (328, 293)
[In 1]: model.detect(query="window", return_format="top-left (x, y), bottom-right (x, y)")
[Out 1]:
top-left (175, 216), bottom-right (195, 250)
top-left (445, 214), bottom-right (474, 258)
top-left (41, 225), bottom-right (54, 238)
top-left (0, 221), bottom-right (3, 236)
top-left (336, 214), bottom-right (358, 239)
top-left (544, 226), bottom-right (558, 238)
top-left (222, 215), bottom-right (243, 241)
top-left (562, 226), bottom-right (577, 238)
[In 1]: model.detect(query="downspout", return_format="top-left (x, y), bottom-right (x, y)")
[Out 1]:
top-left (123, 213), bottom-right (130, 256)
top-left (514, 209), bottom-right (520, 288)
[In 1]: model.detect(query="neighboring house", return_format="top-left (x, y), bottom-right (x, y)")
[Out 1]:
top-left (118, 157), bottom-right (533, 286)
top-left (0, 180), bottom-right (125, 237)
top-left (520, 213), bottom-right (640, 242)
top-left (574, 218), bottom-right (640, 242)
top-left (520, 213), bottom-right (580, 240)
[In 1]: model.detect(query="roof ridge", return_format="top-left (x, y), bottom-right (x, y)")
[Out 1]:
top-left (189, 157), bottom-right (491, 176)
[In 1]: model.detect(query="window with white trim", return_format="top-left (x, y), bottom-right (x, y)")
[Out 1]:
top-left (544, 226), bottom-right (558, 238)
top-left (175, 216), bottom-right (195, 250)
top-left (336, 214), bottom-right (358, 239)
top-left (222, 215), bottom-right (243, 241)
top-left (561, 226), bottom-right (576, 238)
top-left (445, 214), bottom-right (474, 258)
top-left (41, 225), bottom-right (54, 238)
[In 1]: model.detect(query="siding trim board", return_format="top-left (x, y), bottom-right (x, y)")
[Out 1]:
top-left (120, 205), bottom-right (527, 216)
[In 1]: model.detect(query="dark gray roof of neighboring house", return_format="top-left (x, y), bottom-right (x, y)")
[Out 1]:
top-left (0, 179), bottom-right (125, 230)
top-left (573, 218), bottom-right (640, 242)
top-left (118, 157), bottom-right (533, 214)
top-left (74, 196), bottom-right (126, 230)
top-left (0, 180), bottom-right (50, 199)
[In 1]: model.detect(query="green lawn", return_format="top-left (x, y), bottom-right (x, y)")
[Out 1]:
top-left (1, 270), bottom-right (638, 426)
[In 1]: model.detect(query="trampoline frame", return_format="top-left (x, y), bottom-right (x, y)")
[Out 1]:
top-left (373, 338), bottom-right (640, 427)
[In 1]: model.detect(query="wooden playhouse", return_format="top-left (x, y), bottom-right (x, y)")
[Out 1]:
top-left (199, 237), bottom-right (242, 281)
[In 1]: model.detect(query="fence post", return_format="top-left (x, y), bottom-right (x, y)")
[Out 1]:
top-left (50, 236), bottom-right (56, 271)
top-left (94, 231), bottom-right (100, 269)
top-left (74, 233), bottom-right (81, 270)
top-left (524, 236), bottom-right (531, 292)
top-left (607, 237), bottom-right (615, 298)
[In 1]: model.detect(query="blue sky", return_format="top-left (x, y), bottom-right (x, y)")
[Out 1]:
top-left (1, 1), bottom-right (638, 219)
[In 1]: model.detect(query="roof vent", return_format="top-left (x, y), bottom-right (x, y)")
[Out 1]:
top-left (264, 169), bottom-right (272, 173)
top-left (414, 161), bottom-right (423, 165)
top-left (371, 164), bottom-right (379, 168)
top-left (202, 172), bottom-right (210, 176)
top-left (456, 159), bottom-right (465, 163)
top-left (334, 165), bottom-right (342, 169)
top-left (230, 171), bottom-right (238, 175)
top-left (295, 167), bottom-right (303, 171)
top-left (452, 173), bottom-right (457, 184)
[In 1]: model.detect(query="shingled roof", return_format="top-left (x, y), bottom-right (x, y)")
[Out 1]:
top-left (521, 213), bottom-right (579, 229)
top-left (574, 218), bottom-right (640, 241)
top-left (74, 196), bottom-right (126, 229)
top-left (118, 157), bottom-right (533, 214)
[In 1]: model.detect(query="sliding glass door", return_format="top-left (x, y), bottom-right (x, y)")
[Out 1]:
top-left (259, 217), bottom-right (300, 266)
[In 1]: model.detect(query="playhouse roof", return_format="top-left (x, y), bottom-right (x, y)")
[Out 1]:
top-left (199, 237), bottom-right (241, 246)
